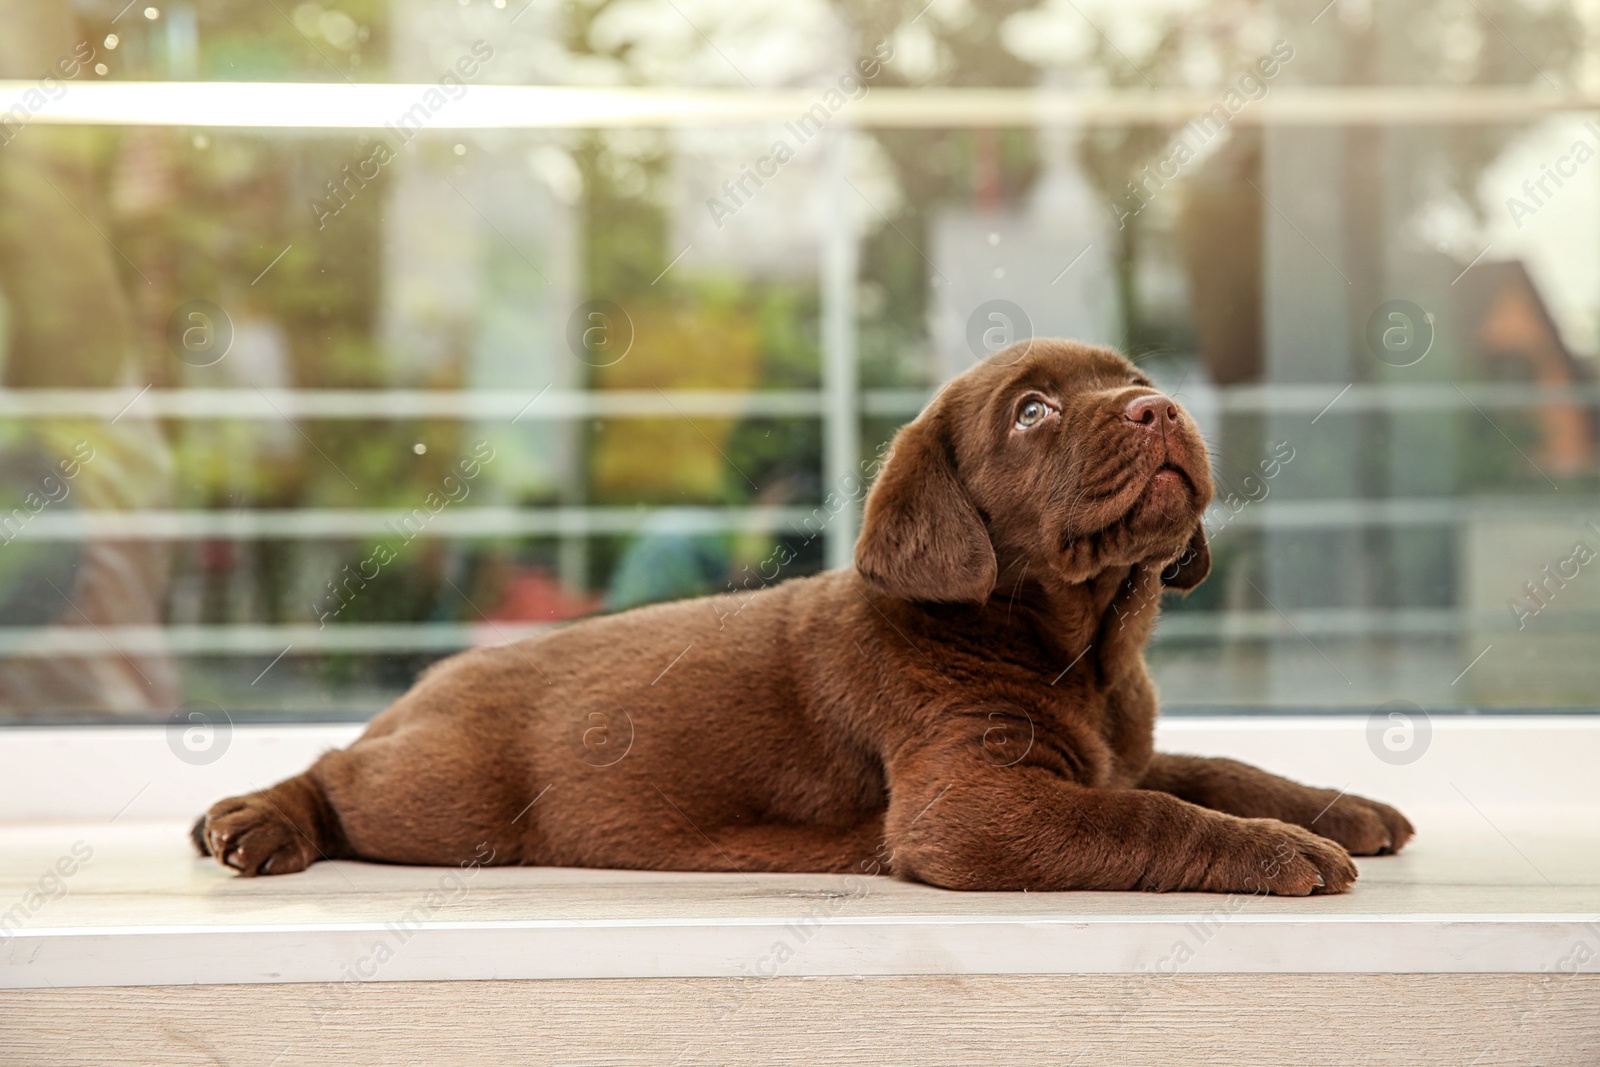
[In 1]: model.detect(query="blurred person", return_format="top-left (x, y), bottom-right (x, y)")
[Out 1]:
top-left (0, 0), bottom-right (179, 717)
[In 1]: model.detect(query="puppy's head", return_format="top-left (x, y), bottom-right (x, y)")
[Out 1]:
top-left (855, 339), bottom-right (1214, 603)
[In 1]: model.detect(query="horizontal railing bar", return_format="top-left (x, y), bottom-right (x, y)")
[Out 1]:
top-left (8, 82), bottom-right (1600, 128)
top-left (1154, 608), bottom-right (1600, 640)
top-left (0, 499), bottom-right (1589, 542)
top-left (1184, 382), bottom-right (1600, 415)
top-left (0, 506), bottom-right (833, 541)
top-left (1157, 608), bottom-right (1460, 640)
top-left (0, 623), bottom-right (546, 657)
top-left (0, 499), bottom-right (1580, 543)
top-left (1203, 498), bottom-right (1596, 530)
top-left (0, 608), bottom-right (1584, 657)
top-left (0, 389), bottom-right (826, 420)
top-left (1, 384), bottom-right (1597, 420)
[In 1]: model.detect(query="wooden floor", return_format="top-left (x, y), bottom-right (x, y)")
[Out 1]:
top-left (4, 974), bottom-right (1600, 1067)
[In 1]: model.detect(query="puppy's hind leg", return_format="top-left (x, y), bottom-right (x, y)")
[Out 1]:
top-left (193, 772), bottom-right (349, 877)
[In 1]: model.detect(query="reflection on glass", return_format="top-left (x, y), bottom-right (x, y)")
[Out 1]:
top-left (0, 0), bottom-right (1596, 720)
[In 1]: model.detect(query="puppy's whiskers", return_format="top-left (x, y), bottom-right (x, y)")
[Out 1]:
top-left (1004, 560), bottom-right (1028, 625)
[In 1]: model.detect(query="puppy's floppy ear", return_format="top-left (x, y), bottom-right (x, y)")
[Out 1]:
top-left (854, 416), bottom-right (997, 604)
top-left (1160, 523), bottom-right (1211, 591)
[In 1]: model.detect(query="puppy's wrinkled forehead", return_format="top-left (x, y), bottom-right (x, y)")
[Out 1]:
top-left (941, 340), bottom-right (1147, 433)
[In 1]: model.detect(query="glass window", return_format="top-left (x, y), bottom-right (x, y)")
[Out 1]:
top-left (0, 0), bottom-right (1595, 722)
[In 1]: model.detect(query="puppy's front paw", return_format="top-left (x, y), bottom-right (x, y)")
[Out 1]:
top-left (1199, 818), bottom-right (1359, 896)
top-left (1307, 791), bottom-right (1415, 856)
top-left (199, 795), bottom-right (315, 877)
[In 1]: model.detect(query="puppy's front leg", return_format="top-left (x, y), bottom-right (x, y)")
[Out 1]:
top-left (884, 729), bottom-right (1357, 895)
top-left (1138, 753), bottom-right (1414, 856)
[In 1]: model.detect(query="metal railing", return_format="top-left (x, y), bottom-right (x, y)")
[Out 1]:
top-left (10, 81), bottom-right (1600, 129)
top-left (3, 73), bottom-right (1596, 687)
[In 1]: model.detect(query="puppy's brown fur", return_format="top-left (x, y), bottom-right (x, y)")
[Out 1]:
top-left (196, 339), bottom-right (1412, 893)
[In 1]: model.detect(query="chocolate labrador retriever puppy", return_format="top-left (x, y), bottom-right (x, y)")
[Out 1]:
top-left (196, 338), bottom-right (1412, 893)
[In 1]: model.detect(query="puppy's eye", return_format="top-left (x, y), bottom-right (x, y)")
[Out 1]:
top-left (1015, 400), bottom-right (1053, 430)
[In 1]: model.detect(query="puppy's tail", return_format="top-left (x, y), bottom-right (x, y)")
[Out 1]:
top-left (190, 814), bottom-right (211, 856)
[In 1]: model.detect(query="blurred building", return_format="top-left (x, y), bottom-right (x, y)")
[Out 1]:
top-left (928, 124), bottom-right (1119, 381)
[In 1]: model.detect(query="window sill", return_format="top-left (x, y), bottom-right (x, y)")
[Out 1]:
top-left (1, 803), bottom-right (1598, 990)
top-left (2, 717), bottom-right (1598, 989)
top-left (4, 717), bottom-right (1598, 1065)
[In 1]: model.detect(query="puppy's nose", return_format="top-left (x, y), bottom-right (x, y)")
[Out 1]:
top-left (1124, 393), bottom-right (1179, 429)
